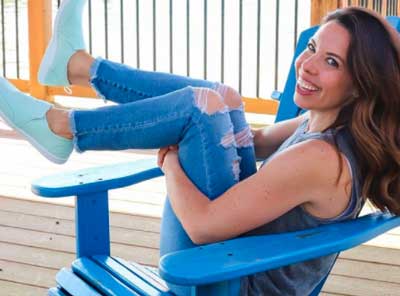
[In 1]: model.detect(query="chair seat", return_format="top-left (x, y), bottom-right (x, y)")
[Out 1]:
top-left (53, 256), bottom-right (173, 296)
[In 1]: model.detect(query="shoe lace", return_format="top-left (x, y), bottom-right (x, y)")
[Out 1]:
top-left (63, 86), bottom-right (73, 95)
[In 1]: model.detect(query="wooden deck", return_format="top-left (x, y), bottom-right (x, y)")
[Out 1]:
top-left (0, 125), bottom-right (399, 296)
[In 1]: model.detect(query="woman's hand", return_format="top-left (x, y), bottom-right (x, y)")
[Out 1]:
top-left (158, 145), bottom-right (179, 173)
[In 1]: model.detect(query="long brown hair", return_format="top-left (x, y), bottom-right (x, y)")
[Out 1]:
top-left (323, 7), bottom-right (400, 215)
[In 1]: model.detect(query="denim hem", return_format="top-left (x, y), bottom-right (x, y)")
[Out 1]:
top-left (225, 104), bottom-right (245, 113)
top-left (68, 110), bottom-right (83, 153)
top-left (90, 57), bottom-right (108, 103)
top-left (89, 57), bottom-right (103, 77)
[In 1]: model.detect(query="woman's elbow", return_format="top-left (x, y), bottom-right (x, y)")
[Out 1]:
top-left (185, 223), bottom-right (210, 245)
top-left (184, 221), bottom-right (218, 245)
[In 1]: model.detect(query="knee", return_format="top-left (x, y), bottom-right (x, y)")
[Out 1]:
top-left (193, 87), bottom-right (227, 115)
top-left (215, 84), bottom-right (243, 109)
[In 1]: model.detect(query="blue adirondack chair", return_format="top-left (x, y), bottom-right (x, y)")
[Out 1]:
top-left (32, 17), bottom-right (400, 296)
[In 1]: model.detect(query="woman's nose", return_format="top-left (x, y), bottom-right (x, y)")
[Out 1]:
top-left (301, 55), bottom-right (318, 75)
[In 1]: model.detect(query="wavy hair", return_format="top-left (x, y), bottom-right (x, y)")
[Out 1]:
top-left (323, 7), bottom-right (400, 215)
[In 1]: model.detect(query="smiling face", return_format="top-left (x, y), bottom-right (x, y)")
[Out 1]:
top-left (294, 21), bottom-right (355, 114)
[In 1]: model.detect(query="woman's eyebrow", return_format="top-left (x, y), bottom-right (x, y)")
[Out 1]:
top-left (311, 38), bottom-right (345, 64)
top-left (326, 52), bottom-right (345, 64)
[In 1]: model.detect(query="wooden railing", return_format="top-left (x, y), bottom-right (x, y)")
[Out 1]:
top-left (311, 0), bottom-right (400, 25)
top-left (8, 1), bottom-right (94, 104)
top-left (4, 0), bottom-right (400, 115)
top-left (14, 1), bottom-right (96, 101)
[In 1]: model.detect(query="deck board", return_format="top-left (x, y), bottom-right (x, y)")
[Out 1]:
top-left (0, 128), bottom-right (399, 295)
top-left (0, 209), bottom-right (160, 247)
top-left (0, 280), bottom-right (48, 296)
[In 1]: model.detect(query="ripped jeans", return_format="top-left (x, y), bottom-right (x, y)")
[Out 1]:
top-left (70, 58), bottom-right (257, 294)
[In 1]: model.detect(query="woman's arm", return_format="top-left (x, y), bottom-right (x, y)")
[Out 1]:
top-left (159, 139), bottom-right (351, 245)
top-left (253, 112), bottom-right (308, 159)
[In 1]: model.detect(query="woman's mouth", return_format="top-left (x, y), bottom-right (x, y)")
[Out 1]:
top-left (296, 77), bottom-right (321, 95)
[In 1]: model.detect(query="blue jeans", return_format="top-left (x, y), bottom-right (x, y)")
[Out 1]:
top-left (70, 58), bottom-right (257, 294)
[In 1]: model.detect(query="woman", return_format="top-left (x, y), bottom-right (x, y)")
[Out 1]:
top-left (0, 1), bottom-right (399, 294)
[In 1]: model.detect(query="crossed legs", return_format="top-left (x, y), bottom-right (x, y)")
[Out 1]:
top-left (51, 51), bottom-right (257, 179)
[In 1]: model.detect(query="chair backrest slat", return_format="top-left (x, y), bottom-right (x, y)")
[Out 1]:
top-left (275, 26), bottom-right (318, 123)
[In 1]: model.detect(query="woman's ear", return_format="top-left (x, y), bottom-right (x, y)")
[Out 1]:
top-left (352, 89), bottom-right (359, 98)
top-left (343, 87), bottom-right (358, 107)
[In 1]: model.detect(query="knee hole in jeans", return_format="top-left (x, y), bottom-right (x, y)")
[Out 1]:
top-left (232, 158), bottom-right (241, 181)
top-left (193, 87), bottom-right (228, 115)
top-left (220, 129), bottom-right (236, 148)
top-left (220, 130), bottom-right (241, 181)
top-left (214, 84), bottom-right (243, 110)
top-left (235, 126), bottom-right (254, 148)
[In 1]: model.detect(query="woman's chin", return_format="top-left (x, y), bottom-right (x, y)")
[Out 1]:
top-left (293, 94), bottom-right (310, 110)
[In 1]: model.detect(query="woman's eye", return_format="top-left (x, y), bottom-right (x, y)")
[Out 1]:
top-left (307, 43), bottom-right (315, 52)
top-left (326, 57), bottom-right (339, 67)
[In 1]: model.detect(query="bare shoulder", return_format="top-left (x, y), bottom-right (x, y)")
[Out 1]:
top-left (258, 138), bottom-right (352, 218)
top-left (261, 138), bottom-right (342, 179)
top-left (204, 137), bottom-right (352, 239)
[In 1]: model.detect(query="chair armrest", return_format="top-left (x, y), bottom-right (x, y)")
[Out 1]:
top-left (159, 212), bottom-right (400, 286)
top-left (270, 90), bottom-right (282, 100)
top-left (31, 158), bottom-right (163, 197)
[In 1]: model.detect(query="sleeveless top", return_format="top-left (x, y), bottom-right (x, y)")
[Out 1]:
top-left (240, 119), bottom-right (364, 296)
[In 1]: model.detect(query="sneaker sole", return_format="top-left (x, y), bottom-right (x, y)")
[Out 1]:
top-left (0, 107), bottom-right (69, 164)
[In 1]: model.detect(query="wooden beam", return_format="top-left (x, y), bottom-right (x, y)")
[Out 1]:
top-left (339, 0), bottom-right (349, 8)
top-left (27, 0), bottom-right (52, 101)
top-left (311, 0), bottom-right (341, 26)
top-left (242, 97), bottom-right (279, 115)
top-left (48, 86), bottom-right (97, 98)
top-left (398, 0), bottom-right (400, 16)
top-left (46, 86), bottom-right (279, 116)
top-left (367, 0), bottom-right (374, 11)
top-left (8, 79), bottom-right (29, 93)
top-left (382, 0), bottom-right (387, 16)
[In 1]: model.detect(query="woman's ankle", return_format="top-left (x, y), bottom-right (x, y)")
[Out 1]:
top-left (67, 50), bottom-right (94, 86)
top-left (46, 108), bottom-right (73, 139)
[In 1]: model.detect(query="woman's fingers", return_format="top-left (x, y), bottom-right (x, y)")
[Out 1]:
top-left (158, 145), bottom-right (179, 168)
top-left (157, 147), bottom-right (169, 168)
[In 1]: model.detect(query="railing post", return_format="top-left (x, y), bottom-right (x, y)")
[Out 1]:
top-left (310, 0), bottom-right (341, 26)
top-left (27, 0), bottom-right (53, 101)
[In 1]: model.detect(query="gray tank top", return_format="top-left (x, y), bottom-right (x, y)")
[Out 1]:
top-left (240, 119), bottom-right (364, 296)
